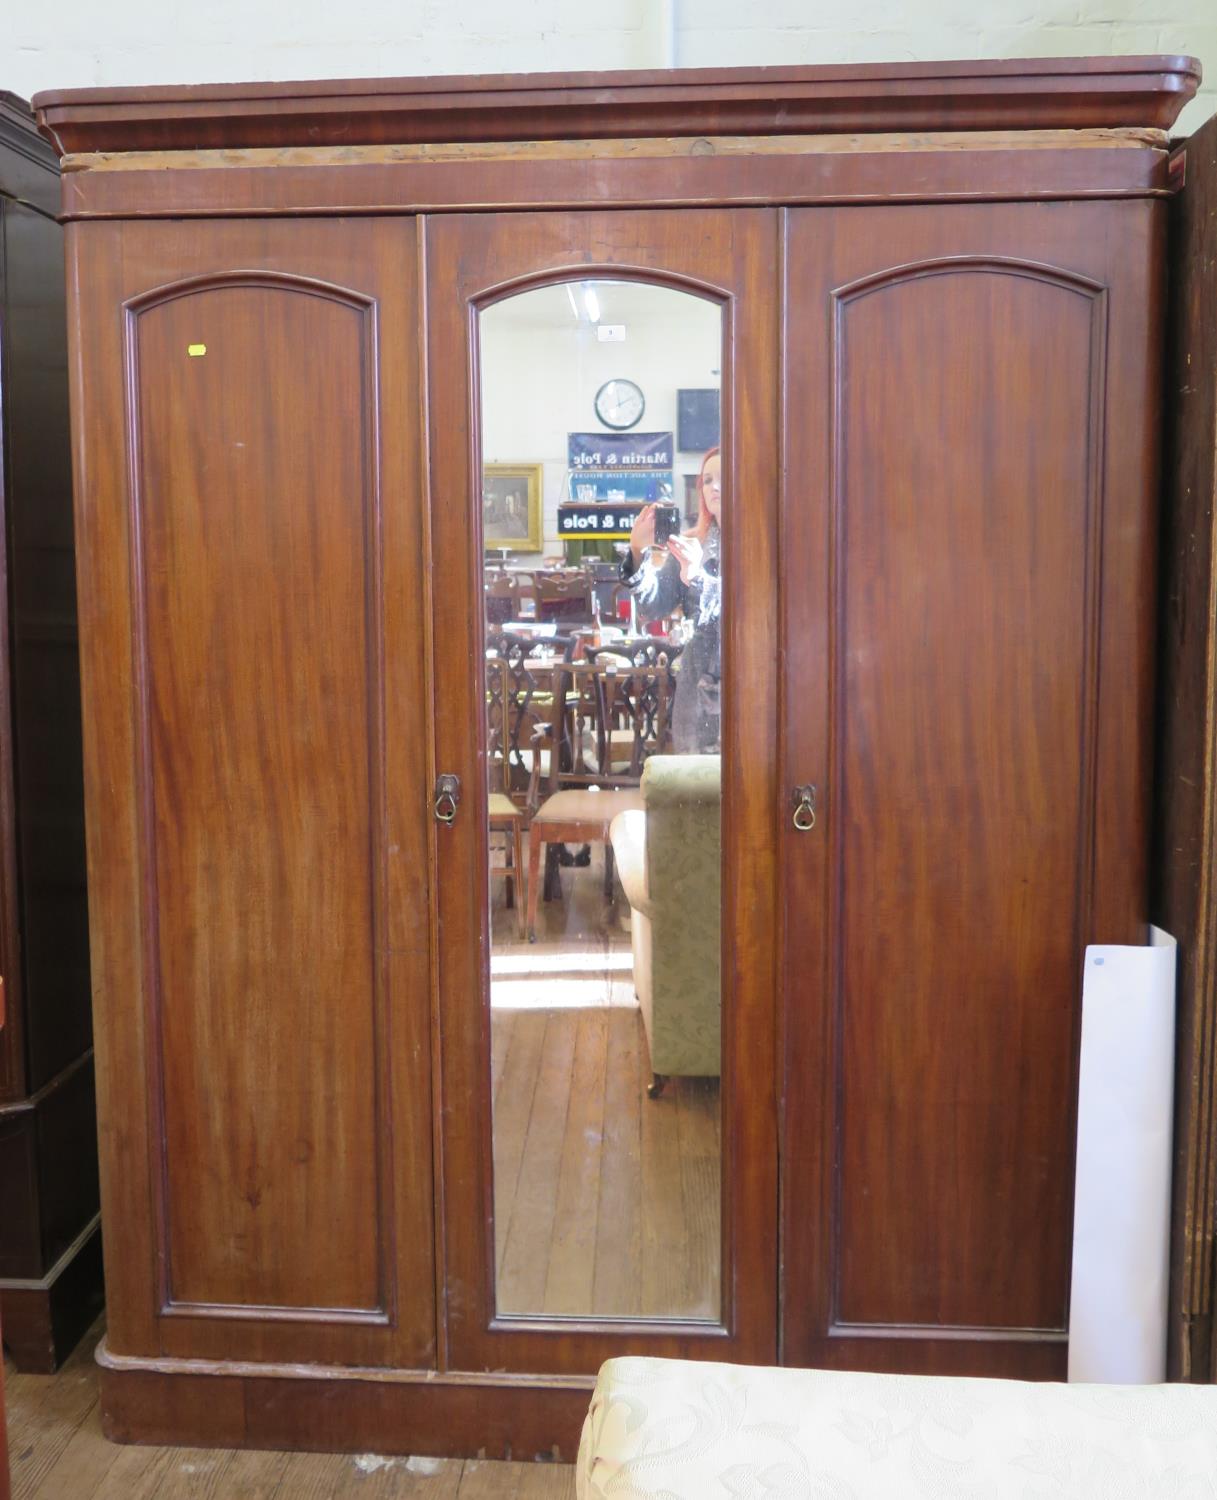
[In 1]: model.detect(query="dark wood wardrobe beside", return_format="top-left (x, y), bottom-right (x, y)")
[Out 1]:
top-left (0, 94), bottom-right (99, 1374)
top-left (1157, 111), bottom-right (1217, 1382)
top-left (31, 56), bottom-right (1206, 1457)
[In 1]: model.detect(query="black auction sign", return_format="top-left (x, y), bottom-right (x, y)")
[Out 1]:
top-left (568, 431), bottom-right (673, 469)
top-left (557, 503), bottom-right (643, 539)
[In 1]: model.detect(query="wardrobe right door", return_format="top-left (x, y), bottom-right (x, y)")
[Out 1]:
top-left (780, 200), bottom-right (1165, 1378)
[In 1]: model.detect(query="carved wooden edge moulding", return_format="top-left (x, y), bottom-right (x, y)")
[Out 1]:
top-left (31, 57), bottom-right (1202, 154)
top-left (26, 59), bottom-right (1203, 222)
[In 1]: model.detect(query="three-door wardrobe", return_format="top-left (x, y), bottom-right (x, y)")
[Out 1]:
top-left (32, 55), bottom-right (1204, 1456)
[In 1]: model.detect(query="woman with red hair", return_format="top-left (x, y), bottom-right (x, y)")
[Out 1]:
top-left (619, 446), bottom-right (722, 753)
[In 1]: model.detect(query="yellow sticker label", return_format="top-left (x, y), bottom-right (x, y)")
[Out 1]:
top-left (187, 343), bottom-right (207, 356)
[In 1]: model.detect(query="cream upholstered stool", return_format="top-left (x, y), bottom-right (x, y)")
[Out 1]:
top-left (576, 1357), bottom-right (1217, 1498)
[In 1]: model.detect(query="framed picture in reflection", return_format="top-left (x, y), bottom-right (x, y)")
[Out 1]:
top-left (482, 463), bottom-right (544, 553)
top-left (682, 472), bottom-right (702, 524)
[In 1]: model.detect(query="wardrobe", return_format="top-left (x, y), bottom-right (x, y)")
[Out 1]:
top-left (31, 56), bottom-right (1204, 1456)
top-left (0, 94), bottom-right (98, 1374)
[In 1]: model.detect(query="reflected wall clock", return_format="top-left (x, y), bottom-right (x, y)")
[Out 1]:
top-left (594, 378), bottom-right (645, 430)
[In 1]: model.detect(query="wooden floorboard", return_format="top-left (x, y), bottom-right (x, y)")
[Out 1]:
top-left (3, 1324), bottom-right (575, 1499)
top-left (498, 1012), bottom-right (579, 1312)
top-left (543, 1009), bottom-right (608, 1316)
top-left (592, 1003), bottom-right (643, 1317)
top-left (7, 1328), bottom-right (100, 1500)
top-left (186, 1449), bottom-right (288, 1500)
top-left (13, 1402), bottom-right (120, 1500)
top-left (492, 1005), bottom-right (720, 1321)
top-left (493, 1007), bottom-right (549, 1285)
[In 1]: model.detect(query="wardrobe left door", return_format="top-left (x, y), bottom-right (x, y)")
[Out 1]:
top-left (66, 219), bottom-right (437, 1368)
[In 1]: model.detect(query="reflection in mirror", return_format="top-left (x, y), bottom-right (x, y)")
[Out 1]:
top-left (480, 280), bottom-right (723, 1322)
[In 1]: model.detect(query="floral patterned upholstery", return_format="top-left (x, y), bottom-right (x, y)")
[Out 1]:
top-left (610, 754), bottom-right (721, 1080)
top-left (577, 1356), bottom-right (1217, 1498)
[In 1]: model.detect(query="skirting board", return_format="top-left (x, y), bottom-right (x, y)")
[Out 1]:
top-left (96, 1338), bottom-right (595, 1460)
top-left (0, 1216), bottom-right (105, 1373)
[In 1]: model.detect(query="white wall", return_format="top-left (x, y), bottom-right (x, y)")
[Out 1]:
top-left (5, 0), bottom-right (1213, 135)
top-left (481, 282), bottom-right (721, 561)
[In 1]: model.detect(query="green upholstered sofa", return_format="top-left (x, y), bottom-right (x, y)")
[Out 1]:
top-left (609, 754), bottom-right (720, 1096)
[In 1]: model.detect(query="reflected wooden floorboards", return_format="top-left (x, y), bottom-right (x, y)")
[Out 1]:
top-left (4, 1323), bottom-right (576, 1499)
top-left (492, 1005), bottom-right (721, 1321)
top-left (490, 853), bottom-right (722, 1322)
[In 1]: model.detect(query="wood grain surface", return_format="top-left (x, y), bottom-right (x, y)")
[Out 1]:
top-left (48, 138), bottom-right (1175, 224)
top-left (781, 197), bottom-right (1166, 1376)
top-left (64, 218), bottom-right (435, 1370)
top-left (136, 277), bottom-right (382, 1316)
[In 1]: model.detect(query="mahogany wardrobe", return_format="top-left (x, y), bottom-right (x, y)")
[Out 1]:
top-left (32, 57), bottom-right (1204, 1457)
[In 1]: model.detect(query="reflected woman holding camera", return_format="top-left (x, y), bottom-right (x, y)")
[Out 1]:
top-left (619, 446), bottom-right (722, 753)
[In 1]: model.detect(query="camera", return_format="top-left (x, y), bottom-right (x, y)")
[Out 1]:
top-left (653, 503), bottom-right (681, 545)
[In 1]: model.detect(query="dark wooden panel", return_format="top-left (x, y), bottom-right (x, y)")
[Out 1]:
top-left (0, 202), bottom-right (91, 1098)
top-left (64, 219), bottom-right (434, 1368)
top-left (32, 56), bottom-right (1199, 153)
top-left (31, 1059), bottom-right (98, 1271)
top-left (0, 1058), bottom-right (98, 1282)
top-left (0, 200), bottom-right (28, 1110)
top-left (0, 1306), bottom-right (8, 1500)
top-left (1156, 114), bottom-right (1217, 1381)
top-left (426, 207), bottom-right (779, 1376)
top-left (0, 1108), bottom-right (39, 1274)
top-left (835, 263), bottom-right (1098, 1330)
top-left (134, 276), bottom-right (382, 1315)
top-left (0, 174), bottom-right (99, 1374)
top-left (782, 199), bottom-right (1165, 1374)
top-left (0, 1223), bottom-right (104, 1373)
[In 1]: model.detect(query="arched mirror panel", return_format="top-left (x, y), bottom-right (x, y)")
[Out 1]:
top-left (478, 279), bottom-right (725, 1323)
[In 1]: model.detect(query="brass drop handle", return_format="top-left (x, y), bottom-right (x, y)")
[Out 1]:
top-left (434, 773), bottom-right (461, 825)
top-left (792, 784), bottom-right (817, 832)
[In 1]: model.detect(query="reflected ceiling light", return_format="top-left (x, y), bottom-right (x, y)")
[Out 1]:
top-left (583, 285), bottom-right (601, 323)
top-left (565, 283), bottom-right (580, 320)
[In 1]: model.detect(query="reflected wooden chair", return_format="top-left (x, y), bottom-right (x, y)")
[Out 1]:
top-left (487, 630), bottom-right (557, 789)
top-left (512, 570), bottom-right (539, 615)
top-left (525, 660), bottom-right (673, 940)
top-left (484, 570), bottom-right (519, 628)
top-left (588, 638), bottom-right (684, 670)
top-left (536, 571), bottom-right (594, 625)
top-left (583, 648), bottom-right (679, 777)
top-left (486, 656), bottom-right (525, 938)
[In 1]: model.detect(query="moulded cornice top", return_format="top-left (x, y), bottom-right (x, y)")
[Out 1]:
top-left (0, 91), bottom-right (60, 215)
top-left (32, 56), bottom-right (1203, 156)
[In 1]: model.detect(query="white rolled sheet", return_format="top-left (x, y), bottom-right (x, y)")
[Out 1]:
top-left (1068, 926), bottom-right (1177, 1383)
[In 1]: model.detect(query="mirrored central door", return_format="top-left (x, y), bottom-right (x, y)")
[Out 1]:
top-left (480, 280), bottom-right (724, 1322)
top-left (426, 209), bottom-right (781, 1376)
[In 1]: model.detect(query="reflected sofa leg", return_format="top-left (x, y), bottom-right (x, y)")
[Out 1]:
top-left (647, 1073), bottom-right (669, 1100)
